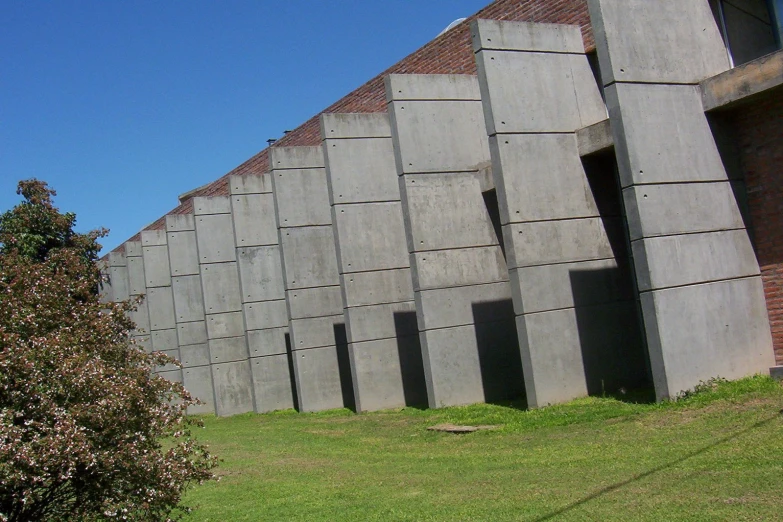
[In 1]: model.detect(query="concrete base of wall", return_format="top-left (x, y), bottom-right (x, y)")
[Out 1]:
top-left (771, 366), bottom-right (783, 381)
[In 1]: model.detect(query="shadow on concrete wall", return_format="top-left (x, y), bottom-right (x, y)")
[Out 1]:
top-left (578, 151), bottom-right (651, 397)
top-left (393, 311), bottom-right (428, 408)
top-left (284, 332), bottom-right (300, 411)
top-left (472, 300), bottom-right (526, 404)
top-left (333, 323), bottom-right (356, 411)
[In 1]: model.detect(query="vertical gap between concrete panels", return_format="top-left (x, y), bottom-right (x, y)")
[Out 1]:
top-left (284, 332), bottom-right (300, 412)
top-left (581, 150), bottom-right (653, 395)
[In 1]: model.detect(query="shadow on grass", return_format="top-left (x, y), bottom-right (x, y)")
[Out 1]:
top-left (534, 414), bottom-right (781, 521)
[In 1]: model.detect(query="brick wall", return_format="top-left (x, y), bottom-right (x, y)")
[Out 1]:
top-left (729, 89), bottom-right (783, 364)
top-left (113, 0), bottom-right (594, 246)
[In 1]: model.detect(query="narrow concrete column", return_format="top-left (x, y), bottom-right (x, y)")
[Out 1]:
top-left (165, 214), bottom-right (215, 414)
top-left (141, 230), bottom-right (182, 383)
top-left (228, 173), bottom-right (295, 413)
top-left (386, 74), bottom-right (524, 408)
top-left (270, 146), bottom-right (350, 412)
top-left (107, 251), bottom-right (130, 302)
top-left (589, 0), bottom-right (775, 398)
top-left (193, 196), bottom-right (255, 416)
top-left (125, 240), bottom-right (151, 353)
top-left (321, 113), bottom-right (427, 412)
top-left (472, 19), bottom-right (647, 407)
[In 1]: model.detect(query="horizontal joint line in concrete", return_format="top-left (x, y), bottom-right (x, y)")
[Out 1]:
top-left (199, 261), bottom-right (240, 267)
top-left (249, 352), bottom-right (287, 359)
top-left (510, 255), bottom-right (622, 271)
top-left (492, 131), bottom-right (576, 136)
top-left (271, 166), bottom-right (324, 172)
top-left (423, 316), bottom-right (516, 333)
top-left (341, 265), bottom-right (411, 276)
top-left (414, 243), bottom-right (504, 254)
top-left (400, 168), bottom-right (484, 176)
top-left (291, 344), bottom-right (338, 352)
top-left (417, 279), bottom-right (510, 293)
top-left (391, 97), bottom-right (482, 102)
top-left (350, 332), bottom-right (419, 344)
top-left (333, 199), bottom-right (401, 207)
top-left (235, 241), bottom-right (280, 248)
top-left (245, 298), bottom-right (287, 305)
top-left (279, 224), bottom-right (333, 231)
top-left (144, 284), bottom-right (171, 289)
top-left (521, 298), bottom-right (637, 317)
top-left (502, 214), bottom-right (612, 226)
top-left (629, 226), bottom-right (748, 243)
top-left (288, 284), bottom-right (342, 292)
top-left (475, 48), bottom-right (583, 56)
top-left (603, 80), bottom-right (701, 89)
top-left (344, 299), bottom-right (415, 310)
top-left (325, 135), bottom-right (392, 141)
top-left (637, 274), bottom-right (760, 295)
top-left (623, 179), bottom-right (735, 188)
top-left (176, 319), bottom-right (205, 326)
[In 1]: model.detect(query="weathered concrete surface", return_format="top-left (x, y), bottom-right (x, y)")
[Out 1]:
top-left (229, 173), bottom-right (294, 413)
top-left (165, 214), bottom-right (214, 414)
top-left (577, 118), bottom-right (613, 157)
top-left (124, 241), bottom-right (150, 349)
top-left (271, 147), bottom-right (348, 412)
top-left (474, 18), bottom-right (646, 408)
top-left (194, 196), bottom-right (254, 416)
top-left (387, 73), bottom-right (524, 408)
top-left (322, 112), bottom-right (426, 412)
top-left (590, 0), bottom-right (775, 399)
top-left (701, 50), bottom-right (783, 111)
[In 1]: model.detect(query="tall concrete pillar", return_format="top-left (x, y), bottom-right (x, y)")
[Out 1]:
top-left (386, 74), bottom-right (524, 408)
top-left (165, 214), bottom-right (215, 414)
top-left (125, 240), bottom-right (151, 353)
top-left (321, 113), bottom-right (427, 412)
top-left (141, 230), bottom-right (182, 383)
top-left (193, 196), bottom-right (255, 415)
top-left (472, 19), bottom-right (647, 407)
top-left (589, 0), bottom-right (775, 398)
top-left (229, 173), bottom-right (295, 413)
top-left (270, 146), bottom-right (351, 412)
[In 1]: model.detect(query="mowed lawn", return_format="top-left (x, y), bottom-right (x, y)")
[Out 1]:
top-left (182, 377), bottom-right (783, 521)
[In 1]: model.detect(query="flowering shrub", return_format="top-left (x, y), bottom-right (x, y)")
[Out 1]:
top-left (0, 180), bottom-right (217, 521)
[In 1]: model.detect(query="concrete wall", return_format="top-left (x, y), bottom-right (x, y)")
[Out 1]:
top-left (270, 146), bottom-right (352, 412)
top-left (589, 0), bottom-right (775, 399)
top-left (386, 74), bottom-right (524, 408)
top-left (473, 19), bottom-right (648, 407)
top-left (165, 214), bottom-right (215, 414)
top-left (321, 113), bottom-right (427, 412)
top-left (228, 173), bottom-right (295, 413)
top-left (193, 196), bottom-right (255, 415)
top-left (125, 240), bottom-right (151, 353)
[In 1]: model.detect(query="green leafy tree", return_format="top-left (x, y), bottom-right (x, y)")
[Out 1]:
top-left (0, 180), bottom-right (216, 521)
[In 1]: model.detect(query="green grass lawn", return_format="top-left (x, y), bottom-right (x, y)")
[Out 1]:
top-left (182, 376), bottom-right (783, 521)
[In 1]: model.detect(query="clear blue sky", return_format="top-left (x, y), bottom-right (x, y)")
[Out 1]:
top-left (1, 0), bottom-right (488, 253)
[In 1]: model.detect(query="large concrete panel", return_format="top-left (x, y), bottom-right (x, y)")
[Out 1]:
top-left (209, 336), bottom-right (249, 364)
top-left (419, 325), bottom-right (485, 408)
top-left (244, 300), bottom-right (288, 330)
top-left (129, 299), bottom-right (150, 335)
top-left (349, 338), bottom-right (409, 412)
top-left (206, 311), bottom-right (245, 340)
top-left (332, 202), bottom-right (409, 272)
top-left (125, 241), bottom-right (142, 257)
top-left (288, 286), bottom-right (343, 320)
top-left (247, 327), bottom-right (288, 357)
top-left (291, 345), bottom-right (344, 412)
top-left (108, 263), bottom-right (130, 302)
top-left (623, 182), bottom-right (745, 241)
top-left (470, 19), bottom-right (584, 53)
top-left (231, 193), bottom-right (278, 247)
top-left (587, 0), bottom-right (730, 85)
top-left (182, 366), bottom-right (215, 414)
top-left (273, 169), bottom-right (332, 227)
top-left (344, 301), bottom-right (418, 343)
top-left (250, 355), bottom-right (295, 412)
top-left (488, 135), bottom-right (600, 225)
top-left (606, 83), bottom-right (732, 188)
top-left (146, 286), bottom-right (176, 331)
top-left (279, 226), bottom-right (340, 289)
top-left (193, 196), bottom-right (231, 215)
top-left (385, 73), bottom-right (481, 102)
top-left (179, 343), bottom-right (210, 368)
top-left (632, 229), bottom-right (760, 292)
top-left (341, 268), bottom-right (414, 308)
top-left (195, 214), bottom-right (236, 264)
top-left (167, 230), bottom-right (200, 276)
top-left (642, 277), bottom-right (775, 399)
top-left (237, 246), bottom-right (285, 303)
top-left (142, 245), bottom-right (171, 288)
top-left (399, 173), bottom-right (497, 250)
top-left (211, 360), bottom-right (255, 416)
top-left (200, 262), bottom-right (242, 314)
top-left (324, 137), bottom-right (399, 204)
top-left (165, 214), bottom-right (194, 232)
top-left (172, 275), bottom-right (205, 323)
top-left (414, 282), bottom-right (513, 331)
top-left (289, 315), bottom-right (343, 350)
top-left (126, 255), bottom-right (146, 296)
top-left (270, 145), bottom-right (325, 170)
top-left (141, 230), bottom-right (167, 247)
top-left (229, 173), bottom-right (273, 195)
top-left (411, 246), bottom-right (508, 291)
top-left (177, 320), bottom-right (207, 346)
top-left (151, 329), bottom-right (178, 352)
